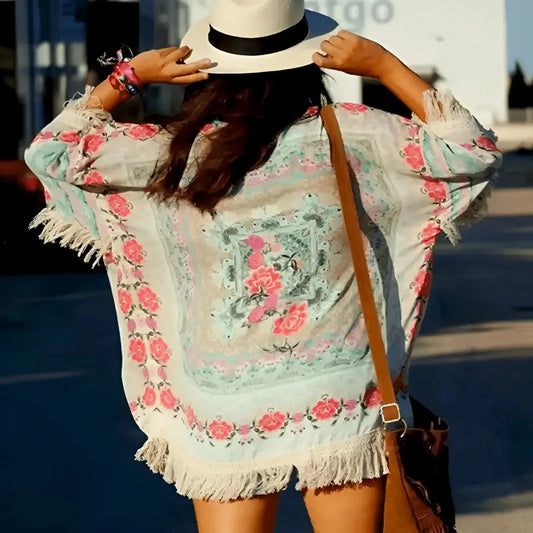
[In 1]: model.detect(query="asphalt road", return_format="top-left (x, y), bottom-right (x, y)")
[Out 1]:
top-left (1, 152), bottom-right (532, 532)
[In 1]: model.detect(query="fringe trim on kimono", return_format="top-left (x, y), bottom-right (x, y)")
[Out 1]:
top-left (30, 207), bottom-right (112, 266)
top-left (135, 429), bottom-right (388, 501)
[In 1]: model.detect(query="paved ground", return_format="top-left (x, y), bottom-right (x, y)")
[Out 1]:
top-left (1, 152), bottom-right (532, 532)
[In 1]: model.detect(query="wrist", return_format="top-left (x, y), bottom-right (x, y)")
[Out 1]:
top-left (375, 52), bottom-right (402, 85)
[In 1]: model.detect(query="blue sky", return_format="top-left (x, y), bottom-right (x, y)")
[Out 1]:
top-left (507, 0), bottom-right (533, 75)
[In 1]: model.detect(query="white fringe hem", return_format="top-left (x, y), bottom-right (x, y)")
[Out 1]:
top-left (29, 207), bottom-right (112, 266)
top-left (135, 430), bottom-right (388, 501)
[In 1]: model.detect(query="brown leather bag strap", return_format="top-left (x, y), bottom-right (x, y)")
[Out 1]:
top-left (320, 105), bottom-right (400, 425)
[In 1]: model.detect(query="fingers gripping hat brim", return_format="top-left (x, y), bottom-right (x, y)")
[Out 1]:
top-left (181, 10), bottom-right (340, 74)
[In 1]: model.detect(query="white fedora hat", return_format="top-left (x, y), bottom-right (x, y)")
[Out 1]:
top-left (181, 0), bottom-right (340, 74)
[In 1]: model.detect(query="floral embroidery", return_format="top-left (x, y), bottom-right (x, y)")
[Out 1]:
top-left (124, 123), bottom-right (159, 140)
top-left (363, 385), bottom-right (382, 409)
top-left (401, 142), bottom-right (425, 172)
top-left (311, 398), bottom-right (341, 420)
top-left (161, 388), bottom-right (379, 447)
top-left (129, 338), bottom-right (147, 363)
top-left (107, 194), bottom-right (131, 217)
top-left (273, 302), bottom-right (308, 336)
top-left (341, 102), bottom-right (369, 113)
top-left (82, 133), bottom-right (105, 154)
top-left (142, 386), bottom-right (157, 407)
top-left (84, 171), bottom-right (105, 185)
top-left (59, 131), bottom-right (80, 143)
top-left (123, 239), bottom-right (145, 264)
top-left (244, 265), bottom-right (282, 296)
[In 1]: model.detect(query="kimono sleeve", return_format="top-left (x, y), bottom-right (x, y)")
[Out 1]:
top-left (24, 87), bottom-right (114, 265)
top-left (338, 90), bottom-right (503, 244)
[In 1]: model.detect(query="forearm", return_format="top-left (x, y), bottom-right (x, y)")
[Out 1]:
top-left (86, 78), bottom-right (130, 112)
top-left (378, 53), bottom-right (433, 122)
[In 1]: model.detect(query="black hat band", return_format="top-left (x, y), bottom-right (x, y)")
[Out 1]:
top-left (208, 16), bottom-right (309, 56)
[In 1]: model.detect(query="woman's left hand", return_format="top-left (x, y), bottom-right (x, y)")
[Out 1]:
top-left (129, 46), bottom-right (211, 85)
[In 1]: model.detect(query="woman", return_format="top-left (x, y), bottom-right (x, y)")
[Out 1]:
top-left (25, 1), bottom-right (501, 532)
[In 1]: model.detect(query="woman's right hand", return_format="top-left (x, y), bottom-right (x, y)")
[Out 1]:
top-left (312, 30), bottom-right (393, 81)
top-left (129, 46), bottom-right (211, 85)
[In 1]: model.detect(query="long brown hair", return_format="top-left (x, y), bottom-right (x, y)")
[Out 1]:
top-left (146, 64), bottom-right (331, 212)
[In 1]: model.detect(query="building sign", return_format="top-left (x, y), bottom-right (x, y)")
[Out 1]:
top-left (305, 0), bottom-right (395, 33)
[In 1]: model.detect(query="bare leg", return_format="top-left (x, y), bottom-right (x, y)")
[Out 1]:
top-left (193, 493), bottom-right (280, 533)
top-left (302, 477), bottom-right (386, 533)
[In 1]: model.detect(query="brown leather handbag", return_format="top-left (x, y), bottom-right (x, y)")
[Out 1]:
top-left (321, 105), bottom-right (457, 533)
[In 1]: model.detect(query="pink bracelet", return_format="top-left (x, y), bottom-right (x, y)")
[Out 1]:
top-left (109, 61), bottom-right (143, 96)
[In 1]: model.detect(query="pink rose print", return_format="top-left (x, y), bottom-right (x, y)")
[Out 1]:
top-left (208, 420), bottom-right (233, 440)
top-left (475, 135), bottom-right (498, 152)
top-left (312, 398), bottom-right (340, 420)
top-left (104, 252), bottom-right (117, 265)
top-left (423, 249), bottom-right (433, 265)
top-left (413, 270), bottom-right (431, 297)
top-left (107, 194), bottom-right (131, 218)
top-left (402, 142), bottom-right (425, 171)
top-left (364, 386), bottom-right (382, 408)
top-left (238, 424), bottom-right (251, 436)
top-left (84, 171), bottom-right (104, 185)
top-left (292, 412), bottom-right (304, 423)
top-left (248, 306), bottom-right (265, 324)
top-left (82, 134), bottom-right (105, 154)
top-left (247, 235), bottom-right (265, 251)
top-left (127, 319), bottom-right (136, 332)
top-left (44, 189), bottom-right (51, 202)
top-left (248, 252), bottom-right (264, 270)
top-left (341, 102), bottom-right (369, 113)
top-left (123, 239), bottom-right (145, 264)
top-left (117, 289), bottom-right (132, 314)
top-left (34, 130), bottom-right (54, 142)
top-left (185, 406), bottom-right (195, 427)
top-left (273, 303), bottom-right (308, 336)
top-left (59, 131), bottom-right (80, 143)
top-left (160, 388), bottom-right (177, 409)
top-left (129, 401), bottom-right (138, 413)
top-left (149, 337), bottom-right (170, 364)
top-left (424, 179), bottom-right (447, 203)
top-left (125, 123), bottom-right (159, 140)
top-left (142, 367), bottom-right (150, 380)
top-left (142, 386), bottom-right (157, 407)
top-left (263, 292), bottom-right (279, 311)
top-left (157, 366), bottom-right (167, 380)
top-left (258, 411), bottom-right (286, 432)
top-left (137, 287), bottom-right (160, 313)
top-left (132, 268), bottom-right (143, 280)
top-left (270, 242), bottom-right (281, 253)
top-left (344, 399), bottom-right (357, 411)
top-left (244, 265), bottom-right (282, 296)
top-left (421, 222), bottom-right (440, 247)
top-left (129, 338), bottom-right (146, 363)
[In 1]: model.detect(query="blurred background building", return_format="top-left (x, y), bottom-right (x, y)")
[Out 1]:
top-left (0, 0), bottom-right (532, 274)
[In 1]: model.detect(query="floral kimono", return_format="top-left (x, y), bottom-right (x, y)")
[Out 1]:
top-left (24, 87), bottom-right (501, 500)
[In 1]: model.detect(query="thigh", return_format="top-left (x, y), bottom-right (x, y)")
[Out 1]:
top-left (193, 492), bottom-right (280, 533)
top-left (302, 477), bottom-right (386, 533)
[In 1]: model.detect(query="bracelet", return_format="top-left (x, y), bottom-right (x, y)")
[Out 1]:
top-left (108, 62), bottom-right (143, 96)
top-left (100, 48), bottom-right (144, 97)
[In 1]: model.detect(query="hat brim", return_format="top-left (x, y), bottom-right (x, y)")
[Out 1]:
top-left (181, 10), bottom-right (340, 74)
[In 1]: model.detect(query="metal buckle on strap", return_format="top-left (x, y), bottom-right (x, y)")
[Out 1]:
top-left (380, 403), bottom-right (401, 424)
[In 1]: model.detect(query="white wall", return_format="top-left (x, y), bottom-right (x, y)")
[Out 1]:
top-left (185, 0), bottom-right (508, 125)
